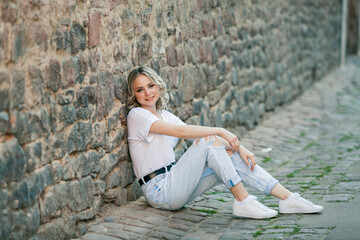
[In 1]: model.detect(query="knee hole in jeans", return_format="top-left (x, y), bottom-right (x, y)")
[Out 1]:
top-left (194, 136), bottom-right (223, 147)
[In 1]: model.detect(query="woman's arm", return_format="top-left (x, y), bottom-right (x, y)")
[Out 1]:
top-left (150, 120), bottom-right (240, 151)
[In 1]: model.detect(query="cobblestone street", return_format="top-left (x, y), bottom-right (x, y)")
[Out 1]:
top-left (80, 57), bottom-right (360, 240)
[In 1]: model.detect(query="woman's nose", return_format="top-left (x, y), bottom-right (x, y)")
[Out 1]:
top-left (144, 88), bottom-right (150, 95)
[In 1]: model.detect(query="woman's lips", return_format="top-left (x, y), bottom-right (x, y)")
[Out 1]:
top-left (145, 96), bottom-right (154, 101)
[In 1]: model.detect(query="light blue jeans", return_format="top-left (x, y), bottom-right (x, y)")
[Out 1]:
top-left (141, 137), bottom-right (278, 210)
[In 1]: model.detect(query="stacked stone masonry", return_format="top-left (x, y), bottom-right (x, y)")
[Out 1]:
top-left (0, 0), bottom-right (340, 239)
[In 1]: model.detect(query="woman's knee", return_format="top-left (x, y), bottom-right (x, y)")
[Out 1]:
top-left (194, 136), bottom-right (224, 147)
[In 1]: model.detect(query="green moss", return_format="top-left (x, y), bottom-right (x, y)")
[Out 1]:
top-left (217, 198), bottom-right (225, 202)
top-left (253, 230), bottom-right (263, 237)
top-left (304, 141), bottom-right (320, 150)
top-left (263, 157), bottom-right (272, 163)
top-left (300, 131), bottom-right (307, 137)
top-left (197, 209), bottom-right (217, 215)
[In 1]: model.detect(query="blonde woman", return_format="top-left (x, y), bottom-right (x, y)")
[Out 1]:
top-left (125, 66), bottom-right (323, 219)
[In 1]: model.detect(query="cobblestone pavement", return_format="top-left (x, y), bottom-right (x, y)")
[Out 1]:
top-left (79, 57), bottom-right (360, 240)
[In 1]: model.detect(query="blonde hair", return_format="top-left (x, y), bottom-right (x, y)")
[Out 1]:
top-left (126, 66), bottom-right (169, 112)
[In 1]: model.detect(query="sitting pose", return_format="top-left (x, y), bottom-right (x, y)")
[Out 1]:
top-left (125, 66), bottom-right (323, 219)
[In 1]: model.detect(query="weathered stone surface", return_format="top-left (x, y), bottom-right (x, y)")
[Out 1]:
top-left (0, 72), bottom-right (10, 111)
top-left (96, 71), bottom-right (114, 121)
top-left (45, 59), bottom-right (61, 93)
top-left (11, 25), bottom-right (27, 61)
top-left (99, 153), bottom-right (120, 179)
top-left (69, 22), bottom-right (86, 54)
top-left (62, 56), bottom-right (87, 89)
top-left (67, 121), bottom-right (92, 153)
top-left (136, 33), bottom-right (152, 65)
top-left (0, 137), bottom-right (26, 183)
top-left (68, 176), bottom-right (95, 212)
top-left (11, 164), bottom-right (54, 209)
top-left (9, 70), bottom-right (25, 109)
top-left (88, 12), bottom-right (101, 48)
top-left (0, 111), bottom-right (9, 135)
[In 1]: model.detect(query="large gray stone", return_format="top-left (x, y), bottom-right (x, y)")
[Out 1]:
top-left (0, 72), bottom-right (10, 111)
top-left (10, 69), bottom-right (25, 109)
top-left (0, 137), bottom-right (26, 183)
top-left (96, 71), bottom-right (114, 121)
top-left (67, 121), bottom-right (92, 153)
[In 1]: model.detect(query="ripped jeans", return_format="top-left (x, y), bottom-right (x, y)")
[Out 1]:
top-left (141, 137), bottom-right (279, 210)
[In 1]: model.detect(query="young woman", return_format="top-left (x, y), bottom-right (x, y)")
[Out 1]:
top-left (126, 66), bottom-right (323, 219)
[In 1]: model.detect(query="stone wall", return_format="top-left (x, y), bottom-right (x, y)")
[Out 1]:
top-left (0, 0), bottom-right (340, 239)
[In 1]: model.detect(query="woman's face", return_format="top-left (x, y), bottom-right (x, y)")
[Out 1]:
top-left (133, 74), bottom-right (160, 111)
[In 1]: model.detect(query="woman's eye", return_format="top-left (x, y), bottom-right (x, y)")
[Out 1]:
top-left (149, 84), bottom-right (155, 88)
top-left (136, 89), bottom-right (142, 92)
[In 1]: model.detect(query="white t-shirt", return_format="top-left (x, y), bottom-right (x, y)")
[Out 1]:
top-left (127, 107), bottom-right (186, 178)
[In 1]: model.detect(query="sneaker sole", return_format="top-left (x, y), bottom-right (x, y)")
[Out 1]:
top-left (233, 211), bottom-right (278, 219)
top-left (279, 207), bottom-right (324, 214)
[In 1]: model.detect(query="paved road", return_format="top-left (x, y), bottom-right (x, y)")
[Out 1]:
top-left (79, 57), bottom-right (360, 240)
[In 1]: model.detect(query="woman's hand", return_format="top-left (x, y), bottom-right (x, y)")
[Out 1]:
top-left (239, 145), bottom-right (256, 171)
top-left (220, 129), bottom-right (241, 152)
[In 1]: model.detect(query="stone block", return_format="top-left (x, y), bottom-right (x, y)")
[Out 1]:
top-left (10, 69), bottom-right (25, 109)
top-left (39, 182), bottom-right (69, 223)
top-left (118, 161), bottom-right (134, 188)
top-left (0, 137), bottom-right (26, 183)
top-left (10, 108), bottom-right (51, 144)
top-left (91, 121), bottom-right (107, 148)
top-left (76, 106), bottom-right (94, 120)
top-left (96, 71), bottom-right (114, 121)
top-left (69, 22), bottom-right (86, 54)
top-left (52, 132), bottom-right (67, 159)
top-left (51, 160), bottom-right (63, 182)
top-left (34, 215), bottom-right (76, 240)
top-left (94, 180), bottom-right (106, 195)
top-left (62, 56), bottom-right (87, 89)
top-left (11, 25), bottom-right (27, 62)
top-left (136, 33), bottom-right (153, 65)
top-left (0, 188), bottom-right (8, 209)
top-left (127, 181), bottom-right (142, 201)
top-left (10, 203), bottom-right (40, 239)
top-left (186, 39), bottom-right (200, 64)
top-left (88, 12), bottom-right (101, 48)
top-left (75, 86), bottom-right (96, 108)
top-left (61, 154), bottom-right (77, 180)
top-left (106, 128), bottom-right (125, 153)
top-left (115, 188), bottom-right (128, 206)
top-left (1, 2), bottom-right (17, 23)
top-left (68, 176), bottom-right (94, 212)
top-left (67, 121), bottom-right (92, 153)
top-left (99, 153), bottom-right (120, 179)
top-left (58, 105), bottom-right (76, 129)
top-left (166, 42), bottom-right (177, 67)
top-left (0, 72), bottom-right (10, 111)
top-left (0, 111), bottom-right (9, 135)
top-left (57, 89), bottom-right (75, 105)
top-left (45, 59), bottom-right (61, 93)
top-left (113, 75), bottom-right (127, 103)
top-left (199, 39), bottom-right (212, 63)
top-left (88, 49), bottom-right (100, 72)
top-left (76, 207), bottom-right (95, 221)
top-left (28, 66), bottom-right (45, 105)
top-left (11, 164), bottom-right (54, 209)
top-left (105, 168), bottom-right (121, 189)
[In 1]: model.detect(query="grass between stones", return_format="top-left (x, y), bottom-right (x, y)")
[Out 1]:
top-left (262, 157), bottom-right (272, 163)
top-left (303, 141), bottom-right (321, 150)
top-left (196, 209), bottom-right (217, 215)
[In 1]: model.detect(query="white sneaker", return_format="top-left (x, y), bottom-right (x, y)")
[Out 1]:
top-left (279, 193), bottom-right (324, 214)
top-left (232, 195), bottom-right (278, 219)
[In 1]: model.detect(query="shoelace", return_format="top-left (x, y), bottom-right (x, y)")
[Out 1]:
top-left (293, 193), bottom-right (314, 205)
top-left (250, 196), bottom-right (271, 211)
